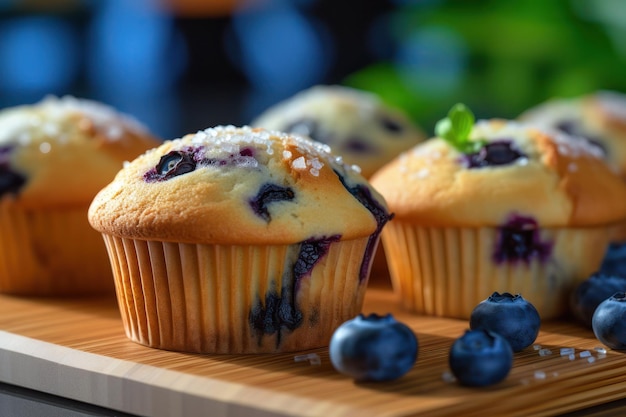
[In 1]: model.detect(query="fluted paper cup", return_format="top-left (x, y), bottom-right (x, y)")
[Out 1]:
top-left (0, 199), bottom-right (114, 295)
top-left (382, 221), bottom-right (611, 319)
top-left (102, 234), bottom-right (373, 354)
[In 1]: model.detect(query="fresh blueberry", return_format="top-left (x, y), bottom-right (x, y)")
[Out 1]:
top-left (493, 214), bottom-right (553, 264)
top-left (449, 329), bottom-right (513, 387)
top-left (570, 272), bottom-right (626, 328)
top-left (469, 292), bottom-right (541, 352)
top-left (592, 292), bottom-right (626, 350)
top-left (329, 313), bottom-right (418, 382)
top-left (598, 242), bottom-right (626, 277)
top-left (466, 140), bottom-right (525, 168)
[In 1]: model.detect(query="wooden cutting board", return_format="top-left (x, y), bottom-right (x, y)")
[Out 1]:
top-left (0, 281), bottom-right (625, 417)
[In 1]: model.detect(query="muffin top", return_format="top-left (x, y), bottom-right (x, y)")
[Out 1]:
top-left (0, 95), bottom-right (161, 209)
top-left (88, 126), bottom-right (391, 245)
top-left (251, 85), bottom-right (425, 178)
top-left (370, 104), bottom-right (626, 228)
top-left (519, 90), bottom-right (626, 176)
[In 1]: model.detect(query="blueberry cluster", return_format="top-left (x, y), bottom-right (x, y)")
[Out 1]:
top-left (570, 272), bottom-right (626, 328)
top-left (449, 292), bottom-right (540, 386)
top-left (328, 293), bottom-right (541, 386)
top-left (571, 270), bottom-right (626, 350)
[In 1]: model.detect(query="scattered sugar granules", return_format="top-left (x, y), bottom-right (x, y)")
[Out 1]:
top-left (441, 371), bottom-right (456, 383)
top-left (294, 353), bottom-right (321, 366)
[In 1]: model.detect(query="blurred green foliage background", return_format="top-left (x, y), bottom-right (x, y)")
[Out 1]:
top-left (1, 0), bottom-right (625, 139)
top-left (345, 0), bottom-right (626, 135)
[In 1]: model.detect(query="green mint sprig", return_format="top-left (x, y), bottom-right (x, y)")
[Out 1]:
top-left (435, 103), bottom-right (486, 154)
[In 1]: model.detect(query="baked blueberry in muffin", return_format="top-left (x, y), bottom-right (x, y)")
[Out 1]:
top-left (0, 146), bottom-right (26, 197)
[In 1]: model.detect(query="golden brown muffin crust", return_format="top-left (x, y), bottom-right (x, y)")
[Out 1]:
top-left (89, 126), bottom-right (387, 244)
top-left (0, 96), bottom-right (161, 209)
top-left (370, 120), bottom-right (626, 227)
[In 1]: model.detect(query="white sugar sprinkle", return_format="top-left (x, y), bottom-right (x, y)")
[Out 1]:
top-left (568, 353), bottom-right (576, 361)
top-left (282, 150), bottom-right (292, 159)
top-left (579, 350), bottom-right (592, 358)
top-left (441, 371), bottom-right (456, 383)
top-left (560, 347), bottom-right (575, 356)
top-left (587, 357), bottom-right (596, 364)
top-left (594, 346), bottom-right (607, 355)
top-left (533, 344), bottom-right (542, 351)
top-left (294, 353), bottom-right (321, 366)
top-left (310, 157), bottom-right (324, 170)
top-left (292, 156), bottom-right (307, 169)
top-left (39, 142), bottom-right (51, 153)
top-left (538, 348), bottom-right (553, 357)
top-left (534, 371), bottom-right (546, 379)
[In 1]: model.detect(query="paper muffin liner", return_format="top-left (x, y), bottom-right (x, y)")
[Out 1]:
top-left (0, 199), bottom-right (114, 295)
top-left (382, 221), bottom-right (612, 319)
top-left (101, 235), bottom-right (372, 354)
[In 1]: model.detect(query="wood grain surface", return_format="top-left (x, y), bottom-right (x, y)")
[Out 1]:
top-left (1, 280), bottom-right (625, 417)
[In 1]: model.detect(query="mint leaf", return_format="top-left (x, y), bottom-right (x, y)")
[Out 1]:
top-left (449, 103), bottom-right (474, 141)
top-left (435, 103), bottom-right (481, 153)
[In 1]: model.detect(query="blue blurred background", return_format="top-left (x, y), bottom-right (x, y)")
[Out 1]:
top-left (1, 0), bottom-right (625, 140)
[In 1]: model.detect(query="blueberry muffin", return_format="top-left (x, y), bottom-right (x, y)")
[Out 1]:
top-left (520, 91), bottom-right (626, 248)
top-left (0, 95), bottom-right (161, 295)
top-left (251, 85), bottom-right (426, 179)
top-left (519, 90), bottom-right (626, 178)
top-left (88, 126), bottom-right (391, 354)
top-left (370, 104), bottom-right (626, 319)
